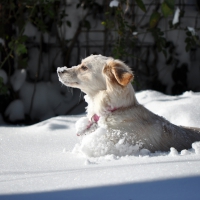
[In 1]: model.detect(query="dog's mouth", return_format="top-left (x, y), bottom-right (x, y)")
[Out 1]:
top-left (58, 75), bottom-right (79, 87)
top-left (63, 81), bottom-right (79, 87)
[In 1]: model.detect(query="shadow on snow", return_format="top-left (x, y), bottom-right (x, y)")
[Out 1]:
top-left (1, 176), bottom-right (200, 200)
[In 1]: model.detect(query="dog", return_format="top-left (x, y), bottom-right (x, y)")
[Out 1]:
top-left (57, 54), bottom-right (200, 152)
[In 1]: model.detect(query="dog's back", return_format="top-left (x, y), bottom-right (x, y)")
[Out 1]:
top-left (103, 104), bottom-right (200, 152)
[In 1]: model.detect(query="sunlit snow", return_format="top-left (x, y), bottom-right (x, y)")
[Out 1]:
top-left (172, 7), bottom-right (180, 25)
top-left (0, 90), bottom-right (200, 200)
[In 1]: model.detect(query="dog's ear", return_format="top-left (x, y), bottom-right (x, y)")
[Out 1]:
top-left (103, 60), bottom-right (133, 86)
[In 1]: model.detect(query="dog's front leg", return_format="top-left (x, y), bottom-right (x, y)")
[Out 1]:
top-left (75, 116), bottom-right (98, 136)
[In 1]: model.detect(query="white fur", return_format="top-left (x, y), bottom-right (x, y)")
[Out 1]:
top-left (57, 55), bottom-right (200, 152)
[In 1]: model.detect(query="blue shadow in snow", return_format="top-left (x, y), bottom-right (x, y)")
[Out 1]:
top-left (0, 176), bottom-right (200, 200)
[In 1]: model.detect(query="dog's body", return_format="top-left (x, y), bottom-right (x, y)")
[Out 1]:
top-left (57, 55), bottom-right (200, 152)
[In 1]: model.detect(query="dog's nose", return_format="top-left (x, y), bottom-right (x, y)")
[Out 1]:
top-left (58, 70), bottom-right (65, 74)
top-left (57, 67), bottom-right (68, 75)
top-left (57, 71), bottom-right (63, 77)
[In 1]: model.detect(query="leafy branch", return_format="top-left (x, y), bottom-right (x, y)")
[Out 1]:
top-left (102, 0), bottom-right (200, 60)
top-left (0, 3), bottom-right (38, 69)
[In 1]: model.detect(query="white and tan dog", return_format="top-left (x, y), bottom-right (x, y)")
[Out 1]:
top-left (57, 54), bottom-right (200, 152)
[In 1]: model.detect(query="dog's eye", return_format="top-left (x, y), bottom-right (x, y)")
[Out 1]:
top-left (81, 65), bottom-right (88, 71)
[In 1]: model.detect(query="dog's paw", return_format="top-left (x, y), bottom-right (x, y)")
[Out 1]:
top-left (75, 117), bottom-right (98, 136)
top-left (75, 117), bottom-right (90, 135)
top-left (76, 130), bottom-right (87, 136)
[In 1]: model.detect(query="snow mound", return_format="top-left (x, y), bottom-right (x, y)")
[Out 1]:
top-left (109, 0), bottom-right (119, 7)
top-left (75, 117), bottom-right (89, 133)
top-left (73, 127), bottom-right (142, 157)
top-left (10, 69), bottom-right (26, 91)
top-left (73, 127), bottom-right (200, 158)
top-left (136, 90), bottom-right (200, 127)
top-left (5, 99), bottom-right (25, 121)
top-left (0, 69), bottom-right (7, 84)
top-left (169, 147), bottom-right (179, 156)
top-left (192, 142), bottom-right (200, 154)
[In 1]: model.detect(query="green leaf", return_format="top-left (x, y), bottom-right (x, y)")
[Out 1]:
top-left (10, 2), bottom-right (15, 10)
top-left (15, 44), bottom-right (27, 55)
top-left (186, 31), bottom-right (192, 36)
top-left (66, 21), bottom-right (71, 27)
top-left (165, 0), bottom-right (175, 10)
top-left (18, 58), bottom-right (28, 69)
top-left (83, 20), bottom-right (91, 30)
top-left (161, 2), bottom-right (173, 17)
top-left (0, 77), bottom-right (3, 84)
top-left (8, 41), bottom-right (14, 49)
top-left (159, 31), bottom-right (164, 36)
top-left (185, 43), bottom-right (191, 52)
top-left (160, 38), bottom-right (166, 47)
top-left (0, 77), bottom-right (8, 95)
top-left (185, 37), bottom-right (191, 43)
top-left (149, 12), bottom-right (161, 28)
top-left (135, 0), bottom-right (146, 12)
top-left (19, 35), bottom-right (28, 43)
top-left (47, 9), bottom-right (55, 18)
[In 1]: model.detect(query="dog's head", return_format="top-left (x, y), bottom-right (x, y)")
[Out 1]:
top-left (57, 55), bottom-right (133, 96)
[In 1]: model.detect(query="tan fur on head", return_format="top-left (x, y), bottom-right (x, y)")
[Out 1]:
top-left (103, 60), bottom-right (133, 86)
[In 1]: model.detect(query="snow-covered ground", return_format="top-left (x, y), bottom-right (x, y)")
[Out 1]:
top-left (0, 90), bottom-right (200, 200)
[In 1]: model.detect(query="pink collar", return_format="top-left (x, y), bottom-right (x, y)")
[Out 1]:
top-left (84, 107), bottom-right (120, 132)
top-left (92, 114), bottom-right (100, 122)
top-left (108, 107), bottom-right (118, 112)
top-left (91, 107), bottom-right (118, 123)
top-left (85, 114), bottom-right (100, 130)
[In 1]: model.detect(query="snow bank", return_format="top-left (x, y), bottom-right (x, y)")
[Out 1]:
top-left (0, 69), bottom-right (7, 84)
top-left (19, 81), bottom-right (84, 121)
top-left (73, 128), bottom-right (142, 157)
top-left (136, 90), bottom-right (200, 127)
top-left (5, 99), bottom-right (25, 121)
top-left (73, 125), bottom-right (200, 158)
top-left (10, 69), bottom-right (26, 91)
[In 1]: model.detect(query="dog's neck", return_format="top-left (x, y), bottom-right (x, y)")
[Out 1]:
top-left (85, 84), bottom-right (138, 120)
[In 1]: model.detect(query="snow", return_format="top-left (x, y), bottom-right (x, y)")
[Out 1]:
top-left (0, 38), bottom-right (5, 46)
top-left (187, 26), bottom-right (196, 36)
top-left (57, 66), bottom-right (68, 72)
top-left (0, 90), bottom-right (200, 199)
top-left (5, 100), bottom-right (25, 122)
top-left (19, 81), bottom-right (84, 122)
top-left (132, 32), bottom-right (138, 36)
top-left (73, 128), bottom-right (143, 157)
top-left (0, 69), bottom-right (7, 84)
top-left (109, 0), bottom-right (119, 8)
top-left (10, 69), bottom-right (27, 91)
top-left (172, 7), bottom-right (180, 25)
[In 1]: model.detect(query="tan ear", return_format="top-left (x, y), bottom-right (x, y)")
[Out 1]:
top-left (103, 60), bottom-right (133, 86)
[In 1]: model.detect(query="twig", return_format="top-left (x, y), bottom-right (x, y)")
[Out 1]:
top-left (65, 11), bottom-right (90, 66)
